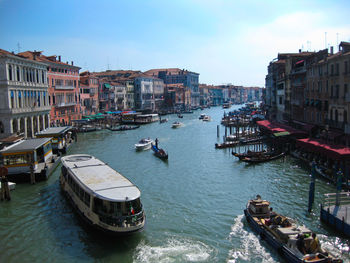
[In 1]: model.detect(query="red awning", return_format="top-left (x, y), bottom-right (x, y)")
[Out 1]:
top-left (296, 138), bottom-right (350, 160)
top-left (257, 120), bottom-right (307, 136)
top-left (296, 60), bottom-right (304, 65)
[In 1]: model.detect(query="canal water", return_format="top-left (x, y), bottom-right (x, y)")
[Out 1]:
top-left (1, 105), bottom-right (349, 263)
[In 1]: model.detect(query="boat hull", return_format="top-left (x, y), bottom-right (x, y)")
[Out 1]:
top-left (244, 208), bottom-right (337, 263)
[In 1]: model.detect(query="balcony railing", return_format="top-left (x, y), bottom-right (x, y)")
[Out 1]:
top-left (54, 102), bottom-right (77, 108)
top-left (54, 85), bottom-right (75, 90)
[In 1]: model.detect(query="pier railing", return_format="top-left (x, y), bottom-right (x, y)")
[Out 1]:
top-left (323, 191), bottom-right (350, 207)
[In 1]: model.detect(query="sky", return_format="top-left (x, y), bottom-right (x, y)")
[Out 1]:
top-left (1, 0), bottom-right (350, 87)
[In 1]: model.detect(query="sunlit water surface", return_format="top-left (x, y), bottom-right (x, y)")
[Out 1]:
top-left (1, 105), bottom-right (349, 263)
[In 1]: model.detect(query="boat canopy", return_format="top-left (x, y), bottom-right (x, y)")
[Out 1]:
top-left (0, 138), bottom-right (51, 154)
top-left (296, 138), bottom-right (350, 160)
top-left (61, 154), bottom-right (141, 202)
top-left (36, 126), bottom-right (73, 136)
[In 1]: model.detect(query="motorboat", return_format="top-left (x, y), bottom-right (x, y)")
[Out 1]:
top-left (60, 154), bottom-right (146, 235)
top-left (199, 114), bottom-right (206, 120)
top-left (244, 195), bottom-right (342, 263)
top-left (172, 122), bottom-right (183, 128)
top-left (135, 138), bottom-right (153, 151)
top-left (202, 115), bottom-right (211, 121)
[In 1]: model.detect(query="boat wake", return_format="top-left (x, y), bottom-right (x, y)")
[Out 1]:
top-left (133, 236), bottom-right (213, 263)
top-left (227, 215), bottom-right (277, 263)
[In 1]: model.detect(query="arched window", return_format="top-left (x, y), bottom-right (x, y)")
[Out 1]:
top-left (8, 65), bottom-right (12, 80)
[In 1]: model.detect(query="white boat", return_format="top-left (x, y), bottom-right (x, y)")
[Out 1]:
top-left (0, 182), bottom-right (16, 190)
top-left (199, 114), bottom-right (206, 120)
top-left (172, 121), bottom-right (183, 128)
top-left (60, 154), bottom-right (146, 235)
top-left (202, 115), bottom-right (211, 121)
top-left (135, 138), bottom-right (153, 151)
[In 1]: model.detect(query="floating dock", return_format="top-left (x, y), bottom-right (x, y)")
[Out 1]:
top-left (320, 192), bottom-right (350, 237)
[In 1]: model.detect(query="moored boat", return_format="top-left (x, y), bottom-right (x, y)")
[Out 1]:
top-left (241, 152), bottom-right (285, 163)
top-left (244, 195), bottom-right (342, 263)
top-left (135, 138), bottom-right (153, 151)
top-left (60, 154), bottom-right (146, 235)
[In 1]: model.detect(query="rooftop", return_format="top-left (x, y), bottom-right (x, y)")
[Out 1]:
top-left (0, 138), bottom-right (51, 154)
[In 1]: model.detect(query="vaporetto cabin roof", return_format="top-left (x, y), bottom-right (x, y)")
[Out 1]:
top-left (0, 138), bottom-right (52, 154)
top-left (61, 154), bottom-right (141, 202)
top-left (36, 126), bottom-right (73, 136)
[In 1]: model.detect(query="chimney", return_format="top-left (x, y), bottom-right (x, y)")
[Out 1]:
top-left (71, 61), bottom-right (74, 66)
top-left (58, 55), bottom-right (61, 62)
top-left (330, 46), bottom-right (334, 54)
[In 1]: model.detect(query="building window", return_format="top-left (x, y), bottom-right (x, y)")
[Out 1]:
top-left (16, 66), bottom-right (20, 81)
top-left (331, 64), bottom-right (334, 75)
top-left (345, 61), bottom-right (348, 74)
top-left (336, 63), bottom-right (339, 75)
top-left (344, 84), bottom-right (348, 98)
top-left (8, 65), bottom-right (12, 80)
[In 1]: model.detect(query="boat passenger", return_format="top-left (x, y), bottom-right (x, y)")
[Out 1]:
top-left (309, 233), bottom-right (321, 254)
top-left (269, 207), bottom-right (277, 218)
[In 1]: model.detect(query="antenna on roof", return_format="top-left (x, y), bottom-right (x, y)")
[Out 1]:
top-left (107, 57), bottom-right (110, 70)
top-left (336, 32), bottom-right (339, 51)
top-left (17, 42), bottom-right (21, 53)
top-left (325, 32), bottom-right (327, 49)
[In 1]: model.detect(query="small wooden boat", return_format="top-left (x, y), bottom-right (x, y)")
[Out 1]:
top-left (177, 114), bottom-right (183, 118)
top-left (241, 152), bottom-right (285, 163)
top-left (159, 118), bottom-right (168, 123)
top-left (108, 125), bottom-right (140, 131)
top-left (245, 195), bottom-right (342, 263)
top-left (232, 150), bottom-right (267, 160)
top-left (151, 143), bottom-right (168, 160)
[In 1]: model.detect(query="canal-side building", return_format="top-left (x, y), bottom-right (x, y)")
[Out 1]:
top-left (0, 49), bottom-right (50, 139)
top-left (165, 83), bottom-right (191, 110)
top-left (79, 71), bottom-right (99, 115)
top-left (19, 51), bottom-right (81, 126)
top-left (145, 68), bottom-right (200, 108)
top-left (92, 70), bottom-right (142, 110)
top-left (199, 84), bottom-right (211, 106)
top-left (134, 75), bottom-right (156, 111)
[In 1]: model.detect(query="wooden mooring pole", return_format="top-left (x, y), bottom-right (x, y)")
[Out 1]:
top-left (0, 167), bottom-right (11, 201)
top-left (308, 161), bottom-right (316, 212)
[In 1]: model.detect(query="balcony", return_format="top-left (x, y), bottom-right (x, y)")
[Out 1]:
top-left (54, 102), bottom-right (77, 108)
top-left (54, 85), bottom-right (75, 90)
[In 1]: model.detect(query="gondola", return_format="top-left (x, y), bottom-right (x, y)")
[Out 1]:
top-left (151, 143), bottom-right (168, 160)
top-left (108, 125), bottom-right (140, 131)
top-left (241, 152), bottom-right (285, 163)
top-left (232, 150), bottom-right (267, 160)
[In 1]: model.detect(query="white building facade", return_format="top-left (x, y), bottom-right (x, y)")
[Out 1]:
top-left (0, 49), bottom-right (50, 139)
